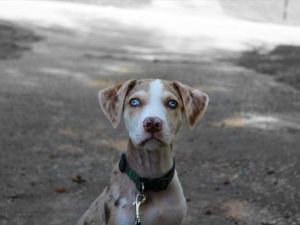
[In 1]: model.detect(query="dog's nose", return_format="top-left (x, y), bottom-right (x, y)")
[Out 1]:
top-left (143, 117), bottom-right (162, 133)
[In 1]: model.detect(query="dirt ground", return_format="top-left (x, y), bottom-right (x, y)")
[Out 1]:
top-left (236, 45), bottom-right (300, 91)
top-left (0, 6), bottom-right (300, 225)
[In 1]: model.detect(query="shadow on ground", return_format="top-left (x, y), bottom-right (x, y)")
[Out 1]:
top-left (237, 45), bottom-right (300, 90)
top-left (0, 22), bottom-right (41, 60)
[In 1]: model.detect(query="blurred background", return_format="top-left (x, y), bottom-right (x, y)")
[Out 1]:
top-left (0, 1), bottom-right (300, 225)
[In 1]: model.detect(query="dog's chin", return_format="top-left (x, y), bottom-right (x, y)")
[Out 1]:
top-left (138, 137), bottom-right (168, 150)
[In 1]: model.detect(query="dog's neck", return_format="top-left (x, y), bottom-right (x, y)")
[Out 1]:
top-left (126, 139), bottom-right (174, 178)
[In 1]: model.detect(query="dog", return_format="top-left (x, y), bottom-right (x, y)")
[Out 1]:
top-left (78, 79), bottom-right (209, 225)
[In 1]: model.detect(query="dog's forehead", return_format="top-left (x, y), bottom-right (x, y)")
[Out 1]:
top-left (128, 79), bottom-right (179, 98)
top-left (161, 80), bottom-right (181, 99)
top-left (129, 79), bottom-right (151, 93)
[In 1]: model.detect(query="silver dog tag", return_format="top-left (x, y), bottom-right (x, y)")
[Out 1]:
top-left (133, 193), bottom-right (146, 225)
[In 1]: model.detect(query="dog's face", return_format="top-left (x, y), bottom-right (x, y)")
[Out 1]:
top-left (99, 79), bottom-right (209, 150)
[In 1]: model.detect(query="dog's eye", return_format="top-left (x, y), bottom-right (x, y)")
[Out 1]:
top-left (129, 98), bottom-right (140, 107)
top-left (167, 99), bottom-right (178, 109)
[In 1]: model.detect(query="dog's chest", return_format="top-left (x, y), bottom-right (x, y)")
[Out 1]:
top-left (142, 200), bottom-right (186, 225)
top-left (113, 190), bottom-right (187, 225)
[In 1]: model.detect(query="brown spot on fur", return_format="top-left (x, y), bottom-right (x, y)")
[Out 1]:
top-left (104, 85), bottom-right (120, 99)
top-left (113, 95), bottom-right (119, 103)
top-left (104, 201), bottom-right (111, 224)
top-left (114, 198), bottom-right (120, 207)
top-left (187, 95), bottom-right (191, 103)
top-left (128, 80), bottom-right (138, 89)
top-left (111, 104), bottom-right (115, 111)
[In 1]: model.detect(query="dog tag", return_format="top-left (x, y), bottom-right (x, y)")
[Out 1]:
top-left (133, 193), bottom-right (146, 225)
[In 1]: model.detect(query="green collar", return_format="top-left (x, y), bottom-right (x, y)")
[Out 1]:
top-left (118, 153), bottom-right (176, 192)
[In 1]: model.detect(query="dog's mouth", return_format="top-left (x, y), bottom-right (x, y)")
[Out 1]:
top-left (140, 135), bottom-right (166, 146)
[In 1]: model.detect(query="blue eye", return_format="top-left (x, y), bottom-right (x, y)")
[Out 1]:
top-left (130, 98), bottom-right (140, 107)
top-left (167, 99), bottom-right (178, 109)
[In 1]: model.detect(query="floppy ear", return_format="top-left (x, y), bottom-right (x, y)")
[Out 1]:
top-left (173, 81), bottom-right (209, 129)
top-left (98, 80), bottom-right (136, 128)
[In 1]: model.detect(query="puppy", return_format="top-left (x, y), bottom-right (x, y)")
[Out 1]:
top-left (78, 79), bottom-right (209, 225)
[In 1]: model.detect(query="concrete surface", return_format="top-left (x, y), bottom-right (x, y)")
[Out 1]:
top-left (0, 1), bottom-right (300, 225)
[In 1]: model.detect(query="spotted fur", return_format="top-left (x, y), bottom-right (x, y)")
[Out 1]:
top-left (98, 80), bottom-right (136, 128)
top-left (80, 79), bottom-right (209, 225)
top-left (172, 81), bottom-right (209, 129)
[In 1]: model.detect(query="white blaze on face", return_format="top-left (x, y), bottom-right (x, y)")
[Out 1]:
top-left (142, 79), bottom-right (166, 121)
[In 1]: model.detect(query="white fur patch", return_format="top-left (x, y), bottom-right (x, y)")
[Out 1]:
top-left (141, 79), bottom-right (166, 120)
top-left (116, 210), bottom-right (132, 225)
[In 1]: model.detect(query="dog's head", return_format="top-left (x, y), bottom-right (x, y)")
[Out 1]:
top-left (99, 79), bottom-right (209, 150)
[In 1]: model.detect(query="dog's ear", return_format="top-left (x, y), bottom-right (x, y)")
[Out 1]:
top-left (98, 80), bottom-right (136, 128)
top-left (173, 81), bottom-right (209, 129)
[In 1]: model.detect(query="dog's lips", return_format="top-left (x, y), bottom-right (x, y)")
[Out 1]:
top-left (140, 134), bottom-right (166, 146)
